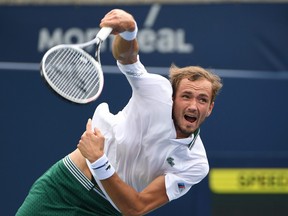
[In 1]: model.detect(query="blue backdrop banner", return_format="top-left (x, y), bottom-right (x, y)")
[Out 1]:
top-left (1, 4), bottom-right (288, 216)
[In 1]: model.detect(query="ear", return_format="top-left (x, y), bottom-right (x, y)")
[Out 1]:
top-left (206, 101), bottom-right (214, 117)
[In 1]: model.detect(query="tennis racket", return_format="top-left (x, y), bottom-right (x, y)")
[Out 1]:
top-left (40, 27), bottom-right (112, 104)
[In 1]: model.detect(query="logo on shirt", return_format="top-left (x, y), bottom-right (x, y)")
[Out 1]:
top-left (106, 165), bottom-right (111, 171)
top-left (178, 183), bottom-right (186, 192)
top-left (166, 157), bottom-right (175, 167)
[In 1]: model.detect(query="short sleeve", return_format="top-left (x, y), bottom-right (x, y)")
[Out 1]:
top-left (117, 56), bottom-right (172, 104)
top-left (165, 173), bottom-right (192, 201)
top-left (164, 137), bottom-right (210, 201)
top-left (117, 55), bottom-right (147, 77)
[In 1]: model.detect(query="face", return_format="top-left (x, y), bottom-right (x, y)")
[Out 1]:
top-left (172, 78), bottom-right (214, 138)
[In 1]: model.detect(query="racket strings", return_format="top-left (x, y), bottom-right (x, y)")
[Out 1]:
top-left (53, 50), bottom-right (80, 89)
top-left (49, 50), bottom-right (79, 94)
top-left (60, 52), bottom-right (92, 97)
top-left (46, 49), bottom-right (77, 89)
top-left (48, 49), bottom-right (90, 94)
top-left (44, 48), bottom-right (101, 100)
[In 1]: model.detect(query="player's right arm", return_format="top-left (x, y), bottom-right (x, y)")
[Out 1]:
top-left (95, 10), bottom-right (171, 215)
top-left (100, 9), bottom-right (139, 65)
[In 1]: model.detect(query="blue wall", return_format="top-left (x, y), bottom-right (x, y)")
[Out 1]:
top-left (1, 4), bottom-right (288, 216)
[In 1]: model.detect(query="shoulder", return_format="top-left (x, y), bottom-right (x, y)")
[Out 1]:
top-left (165, 137), bottom-right (209, 181)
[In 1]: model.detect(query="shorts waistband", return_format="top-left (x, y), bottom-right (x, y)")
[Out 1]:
top-left (63, 155), bottom-right (106, 199)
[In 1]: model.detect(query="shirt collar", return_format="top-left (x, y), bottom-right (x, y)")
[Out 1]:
top-left (170, 128), bottom-right (200, 148)
top-left (170, 137), bottom-right (193, 145)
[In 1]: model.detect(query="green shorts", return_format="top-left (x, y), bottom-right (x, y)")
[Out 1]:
top-left (16, 156), bottom-right (121, 216)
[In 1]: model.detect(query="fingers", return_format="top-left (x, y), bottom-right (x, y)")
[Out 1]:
top-left (86, 118), bottom-right (102, 135)
top-left (78, 121), bottom-right (105, 162)
top-left (94, 127), bottom-right (102, 137)
top-left (86, 118), bottom-right (92, 132)
top-left (100, 9), bottom-right (135, 34)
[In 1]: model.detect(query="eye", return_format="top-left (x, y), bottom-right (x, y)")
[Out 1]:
top-left (182, 94), bottom-right (190, 99)
top-left (199, 97), bottom-right (208, 103)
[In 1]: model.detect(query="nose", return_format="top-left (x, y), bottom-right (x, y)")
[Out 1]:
top-left (187, 99), bottom-right (197, 112)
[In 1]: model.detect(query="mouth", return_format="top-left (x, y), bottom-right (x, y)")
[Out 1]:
top-left (184, 114), bottom-right (197, 123)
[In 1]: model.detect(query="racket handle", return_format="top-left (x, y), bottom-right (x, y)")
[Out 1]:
top-left (97, 27), bottom-right (113, 42)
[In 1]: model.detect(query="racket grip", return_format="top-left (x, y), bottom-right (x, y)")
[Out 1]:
top-left (97, 27), bottom-right (113, 42)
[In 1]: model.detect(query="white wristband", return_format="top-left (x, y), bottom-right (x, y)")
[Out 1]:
top-left (119, 21), bottom-right (138, 41)
top-left (89, 154), bottom-right (115, 180)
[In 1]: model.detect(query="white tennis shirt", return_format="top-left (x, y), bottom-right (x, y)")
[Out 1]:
top-left (89, 57), bottom-right (209, 209)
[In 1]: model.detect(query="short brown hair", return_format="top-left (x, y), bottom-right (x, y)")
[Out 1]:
top-left (169, 64), bottom-right (223, 102)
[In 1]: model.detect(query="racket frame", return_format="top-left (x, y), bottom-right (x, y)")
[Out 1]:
top-left (40, 27), bottom-right (112, 104)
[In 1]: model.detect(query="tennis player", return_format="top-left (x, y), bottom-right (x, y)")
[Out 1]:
top-left (17, 9), bottom-right (222, 216)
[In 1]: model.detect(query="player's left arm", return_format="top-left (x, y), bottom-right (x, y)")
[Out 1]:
top-left (78, 119), bottom-right (169, 216)
top-left (102, 173), bottom-right (169, 216)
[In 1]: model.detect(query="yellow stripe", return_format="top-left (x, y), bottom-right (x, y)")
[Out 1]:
top-left (209, 168), bottom-right (288, 194)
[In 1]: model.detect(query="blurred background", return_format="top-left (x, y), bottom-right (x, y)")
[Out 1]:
top-left (1, 0), bottom-right (288, 215)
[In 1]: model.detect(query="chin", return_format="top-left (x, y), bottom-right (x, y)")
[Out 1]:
top-left (180, 127), bottom-right (194, 137)
top-left (187, 126), bottom-right (198, 134)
